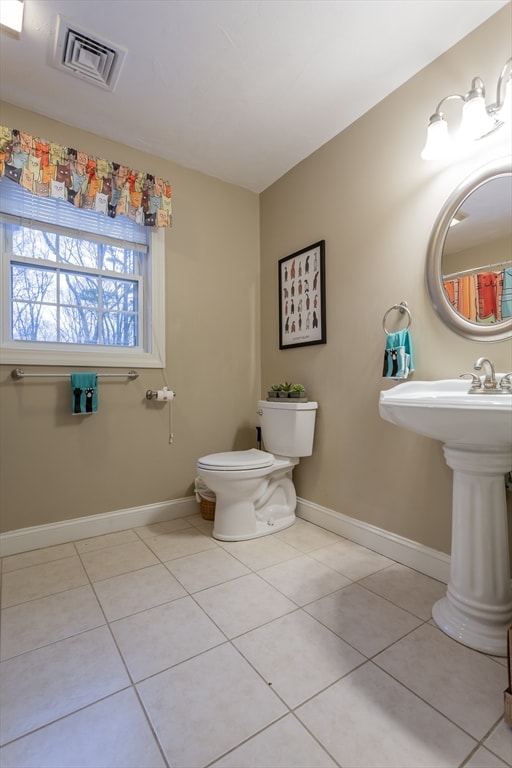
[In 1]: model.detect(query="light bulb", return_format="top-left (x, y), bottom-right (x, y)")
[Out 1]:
top-left (421, 117), bottom-right (451, 160)
top-left (0, 0), bottom-right (24, 36)
top-left (459, 93), bottom-right (496, 142)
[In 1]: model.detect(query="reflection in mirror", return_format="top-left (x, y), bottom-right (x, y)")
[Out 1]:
top-left (442, 177), bottom-right (512, 325)
top-left (427, 156), bottom-right (512, 342)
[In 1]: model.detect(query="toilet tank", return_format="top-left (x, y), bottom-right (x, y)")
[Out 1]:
top-left (257, 400), bottom-right (318, 457)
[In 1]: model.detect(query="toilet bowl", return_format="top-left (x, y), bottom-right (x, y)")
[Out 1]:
top-left (197, 400), bottom-right (318, 541)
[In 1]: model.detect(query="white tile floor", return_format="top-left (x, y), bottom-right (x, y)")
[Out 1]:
top-left (0, 515), bottom-right (510, 768)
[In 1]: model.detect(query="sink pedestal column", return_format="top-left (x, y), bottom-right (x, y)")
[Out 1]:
top-left (432, 446), bottom-right (512, 656)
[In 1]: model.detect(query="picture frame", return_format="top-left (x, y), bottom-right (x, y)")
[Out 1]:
top-left (278, 240), bottom-right (326, 349)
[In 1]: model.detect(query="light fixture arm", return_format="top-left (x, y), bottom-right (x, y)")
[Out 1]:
top-left (496, 57), bottom-right (512, 107)
top-left (431, 93), bottom-right (465, 120)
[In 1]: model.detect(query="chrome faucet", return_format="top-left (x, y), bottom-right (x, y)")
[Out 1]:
top-left (474, 357), bottom-right (497, 389)
top-left (460, 358), bottom-right (512, 393)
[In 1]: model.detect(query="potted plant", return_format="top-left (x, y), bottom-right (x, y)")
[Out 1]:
top-left (267, 384), bottom-right (282, 399)
top-left (278, 381), bottom-right (293, 398)
top-left (289, 383), bottom-right (308, 401)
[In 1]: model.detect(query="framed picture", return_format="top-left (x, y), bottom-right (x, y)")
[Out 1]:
top-left (278, 240), bottom-right (326, 349)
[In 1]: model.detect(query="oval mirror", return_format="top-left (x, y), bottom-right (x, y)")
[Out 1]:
top-left (426, 156), bottom-right (512, 342)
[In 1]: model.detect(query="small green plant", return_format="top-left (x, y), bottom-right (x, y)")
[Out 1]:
top-left (291, 383), bottom-right (305, 392)
top-left (270, 383), bottom-right (282, 391)
top-left (281, 381), bottom-right (293, 392)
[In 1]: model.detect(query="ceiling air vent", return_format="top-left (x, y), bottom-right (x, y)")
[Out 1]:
top-left (53, 16), bottom-right (127, 91)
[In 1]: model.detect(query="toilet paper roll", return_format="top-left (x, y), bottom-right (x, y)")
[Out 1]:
top-left (156, 388), bottom-right (175, 401)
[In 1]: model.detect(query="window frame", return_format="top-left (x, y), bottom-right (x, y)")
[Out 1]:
top-left (0, 216), bottom-right (166, 369)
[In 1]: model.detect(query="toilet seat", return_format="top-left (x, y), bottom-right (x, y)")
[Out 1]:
top-left (197, 448), bottom-right (274, 471)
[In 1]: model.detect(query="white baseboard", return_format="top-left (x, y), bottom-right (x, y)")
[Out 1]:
top-left (0, 497), bottom-right (198, 557)
top-left (296, 498), bottom-right (450, 584)
top-left (0, 495), bottom-right (450, 584)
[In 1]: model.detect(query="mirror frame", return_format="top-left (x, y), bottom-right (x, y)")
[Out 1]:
top-left (426, 156), bottom-right (512, 342)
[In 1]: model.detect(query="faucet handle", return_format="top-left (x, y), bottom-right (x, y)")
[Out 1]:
top-left (499, 373), bottom-right (512, 391)
top-left (460, 373), bottom-right (482, 391)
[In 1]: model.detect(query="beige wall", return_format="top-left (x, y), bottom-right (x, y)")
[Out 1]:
top-left (260, 5), bottom-right (512, 556)
top-left (443, 235), bottom-right (510, 274)
top-left (0, 104), bottom-right (261, 532)
top-left (1, 6), bottom-right (511, 559)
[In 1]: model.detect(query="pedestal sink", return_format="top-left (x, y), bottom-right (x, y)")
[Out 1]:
top-left (379, 378), bottom-right (512, 656)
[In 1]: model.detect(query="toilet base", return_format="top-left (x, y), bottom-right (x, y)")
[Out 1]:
top-left (198, 460), bottom-right (297, 542)
top-left (213, 509), bottom-right (295, 541)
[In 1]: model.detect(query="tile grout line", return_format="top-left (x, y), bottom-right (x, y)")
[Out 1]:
top-left (74, 538), bottom-right (172, 768)
top-left (0, 519), bottom-right (508, 766)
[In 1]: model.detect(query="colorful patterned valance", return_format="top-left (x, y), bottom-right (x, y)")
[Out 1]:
top-left (0, 126), bottom-right (172, 228)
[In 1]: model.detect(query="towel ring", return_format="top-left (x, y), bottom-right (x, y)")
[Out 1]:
top-left (382, 301), bottom-right (412, 334)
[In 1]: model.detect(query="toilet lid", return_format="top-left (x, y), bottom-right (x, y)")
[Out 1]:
top-left (197, 448), bottom-right (274, 471)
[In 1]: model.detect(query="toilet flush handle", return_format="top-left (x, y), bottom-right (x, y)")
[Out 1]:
top-left (257, 408), bottom-right (263, 416)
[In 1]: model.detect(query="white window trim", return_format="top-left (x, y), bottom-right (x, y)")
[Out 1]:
top-left (0, 227), bottom-right (166, 369)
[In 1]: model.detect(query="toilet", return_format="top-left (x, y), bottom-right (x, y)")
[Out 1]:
top-left (197, 399), bottom-right (318, 541)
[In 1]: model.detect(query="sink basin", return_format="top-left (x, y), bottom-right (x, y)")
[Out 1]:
top-left (379, 377), bottom-right (512, 656)
top-left (379, 378), bottom-right (512, 449)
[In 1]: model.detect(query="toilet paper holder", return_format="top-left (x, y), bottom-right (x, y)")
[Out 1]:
top-left (146, 387), bottom-right (176, 401)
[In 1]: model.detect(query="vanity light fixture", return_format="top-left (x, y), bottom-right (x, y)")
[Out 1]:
top-left (421, 58), bottom-right (512, 160)
top-left (0, 0), bottom-right (24, 37)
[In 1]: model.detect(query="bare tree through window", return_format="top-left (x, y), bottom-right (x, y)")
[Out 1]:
top-left (9, 223), bottom-right (140, 347)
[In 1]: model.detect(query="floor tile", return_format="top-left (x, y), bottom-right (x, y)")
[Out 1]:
top-left (1, 556), bottom-right (88, 608)
top-left (74, 529), bottom-right (139, 553)
top-left (134, 518), bottom-right (193, 538)
top-left (79, 540), bottom-right (159, 581)
top-left (217, 536), bottom-right (300, 570)
top-left (194, 573), bottom-right (296, 638)
top-left (305, 583), bottom-right (422, 657)
top-left (358, 563), bottom-right (447, 620)
top-left (93, 563), bottom-right (186, 621)
top-left (211, 713), bottom-right (338, 767)
top-left (110, 596), bottom-right (226, 681)
top-left (0, 626), bottom-right (130, 745)
top-left (1, 585), bottom-right (104, 660)
top-left (144, 527), bottom-right (218, 561)
top-left (374, 622), bottom-right (507, 740)
top-left (275, 518), bottom-right (343, 552)
top-left (137, 643), bottom-right (287, 767)
top-left (165, 547), bottom-right (250, 592)
top-left (0, 688), bottom-right (166, 768)
top-left (233, 610), bottom-right (365, 707)
top-left (1, 543), bottom-right (77, 573)
top-left (186, 513), bottom-right (215, 536)
top-left (310, 538), bottom-right (394, 580)
top-left (0, 517), bottom-right (503, 768)
top-left (258, 553), bottom-right (351, 605)
top-left (296, 662), bottom-right (476, 767)
top-left (464, 746), bottom-right (509, 767)
top-left (482, 720), bottom-right (512, 765)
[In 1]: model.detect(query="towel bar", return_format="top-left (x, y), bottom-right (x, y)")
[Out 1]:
top-left (11, 368), bottom-right (139, 380)
top-left (382, 301), bottom-right (412, 334)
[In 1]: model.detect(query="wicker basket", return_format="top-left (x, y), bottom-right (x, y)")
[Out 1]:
top-left (199, 496), bottom-right (216, 521)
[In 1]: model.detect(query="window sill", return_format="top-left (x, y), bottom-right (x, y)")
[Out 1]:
top-left (0, 343), bottom-right (164, 369)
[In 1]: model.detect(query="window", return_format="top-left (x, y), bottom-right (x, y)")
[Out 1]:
top-left (0, 180), bottom-right (165, 367)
